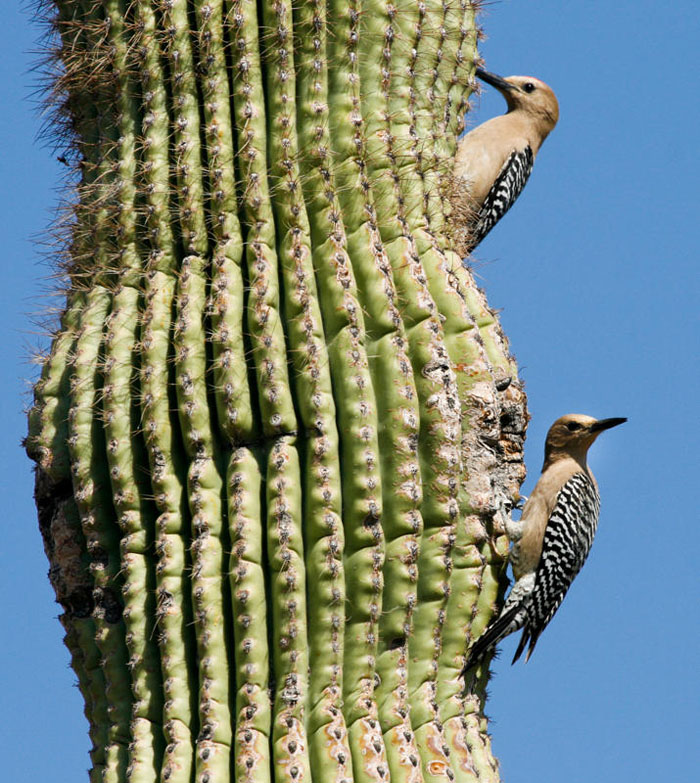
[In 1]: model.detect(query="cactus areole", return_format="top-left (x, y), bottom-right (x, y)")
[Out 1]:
top-left (27, 1), bottom-right (527, 781)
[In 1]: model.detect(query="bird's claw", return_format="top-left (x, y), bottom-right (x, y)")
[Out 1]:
top-left (513, 494), bottom-right (527, 511)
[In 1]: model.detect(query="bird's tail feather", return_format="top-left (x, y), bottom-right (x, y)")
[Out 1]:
top-left (512, 628), bottom-right (531, 664)
top-left (463, 604), bottom-right (527, 674)
top-left (512, 625), bottom-right (542, 664)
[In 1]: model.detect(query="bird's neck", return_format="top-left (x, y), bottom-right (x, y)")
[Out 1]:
top-left (508, 108), bottom-right (555, 151)
top-left (542, 449), bottom-right (589, 474)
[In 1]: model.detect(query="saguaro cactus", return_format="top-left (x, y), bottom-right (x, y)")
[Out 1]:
top-left (27, 1), bottom-right (527, 782)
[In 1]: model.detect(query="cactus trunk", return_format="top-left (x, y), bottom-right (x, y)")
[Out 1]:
top-left (27, 1), bottom-right (527, 781)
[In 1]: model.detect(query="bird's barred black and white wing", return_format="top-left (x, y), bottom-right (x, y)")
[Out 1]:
top-left (469, 145), bottom-right (534, 250)
top-left (513, 472), bottom-right (601, 662)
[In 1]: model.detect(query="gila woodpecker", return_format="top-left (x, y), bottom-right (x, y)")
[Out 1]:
top-left (463, 414), bottom-right (626, 673)
top-left (453, 68), bottom-right (559, 252)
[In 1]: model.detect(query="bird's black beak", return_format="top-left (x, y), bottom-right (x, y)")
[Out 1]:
top-left (590, 417), bottom-right (627, 433)
top-left (476, 68), bottom-right (514, 93)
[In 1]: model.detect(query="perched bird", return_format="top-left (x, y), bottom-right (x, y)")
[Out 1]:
top-left (464, 414), bottom-right (626, 672)
top-left (453, 68), bottom-right (559, 252)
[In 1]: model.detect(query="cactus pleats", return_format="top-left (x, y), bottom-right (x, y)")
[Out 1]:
top-left (27, 2), bottom-right (527, 782)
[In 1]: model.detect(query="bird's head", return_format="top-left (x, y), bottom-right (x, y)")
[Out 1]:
top-left (544, 414), bottom-right (626, 468)
top-left (476, 68), bottom-right (560, 137)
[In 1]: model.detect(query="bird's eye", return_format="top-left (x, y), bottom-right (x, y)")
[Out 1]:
top-left (523, 82), bottom-right (536, 93)
top-left (566, 422), bottom-right (582, 432)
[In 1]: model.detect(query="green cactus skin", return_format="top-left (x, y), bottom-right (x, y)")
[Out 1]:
top-left (132, 3), bottom-right (200, 780)
top-left (103, 5), bottom-right (167, 780)
top-left (228, 446), bottom-right (272, 782)
top-left (70, 282), bottom-right (132, 783)
top-left (28, 2), bottom-right (528, 782)
top-left (60, 7), bottom-right (135, 781)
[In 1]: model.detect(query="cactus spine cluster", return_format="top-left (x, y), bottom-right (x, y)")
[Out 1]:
top-left (27, 1), bottom-right (527, 782)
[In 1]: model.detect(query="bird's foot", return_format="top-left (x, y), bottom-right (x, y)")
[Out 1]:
top-left (513, 494), bottom-right (527, 511)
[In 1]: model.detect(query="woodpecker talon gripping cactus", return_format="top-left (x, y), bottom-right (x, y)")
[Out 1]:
top-left (28, 3), bottom-right (530, 781)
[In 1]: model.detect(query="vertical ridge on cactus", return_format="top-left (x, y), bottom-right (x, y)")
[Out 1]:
top-left (27, 2), bottom-right (528, 781)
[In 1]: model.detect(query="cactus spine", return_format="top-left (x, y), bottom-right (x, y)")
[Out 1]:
top-left (28, 2), bottom-right (527, 782)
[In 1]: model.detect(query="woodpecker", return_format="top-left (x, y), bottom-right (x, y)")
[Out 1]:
top-left (454, 68), bottom-right (559, 252)
top-left (464, 414), bottom-right (626, 672)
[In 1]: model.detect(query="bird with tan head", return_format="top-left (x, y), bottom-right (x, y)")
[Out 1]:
top-left (453, 68), bottom-right (559, 253)
top-left (463, 414), bottom-right (626, 675)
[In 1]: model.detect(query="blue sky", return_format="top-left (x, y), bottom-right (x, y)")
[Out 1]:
top-left (1, 1), bottom-right (697, 781)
